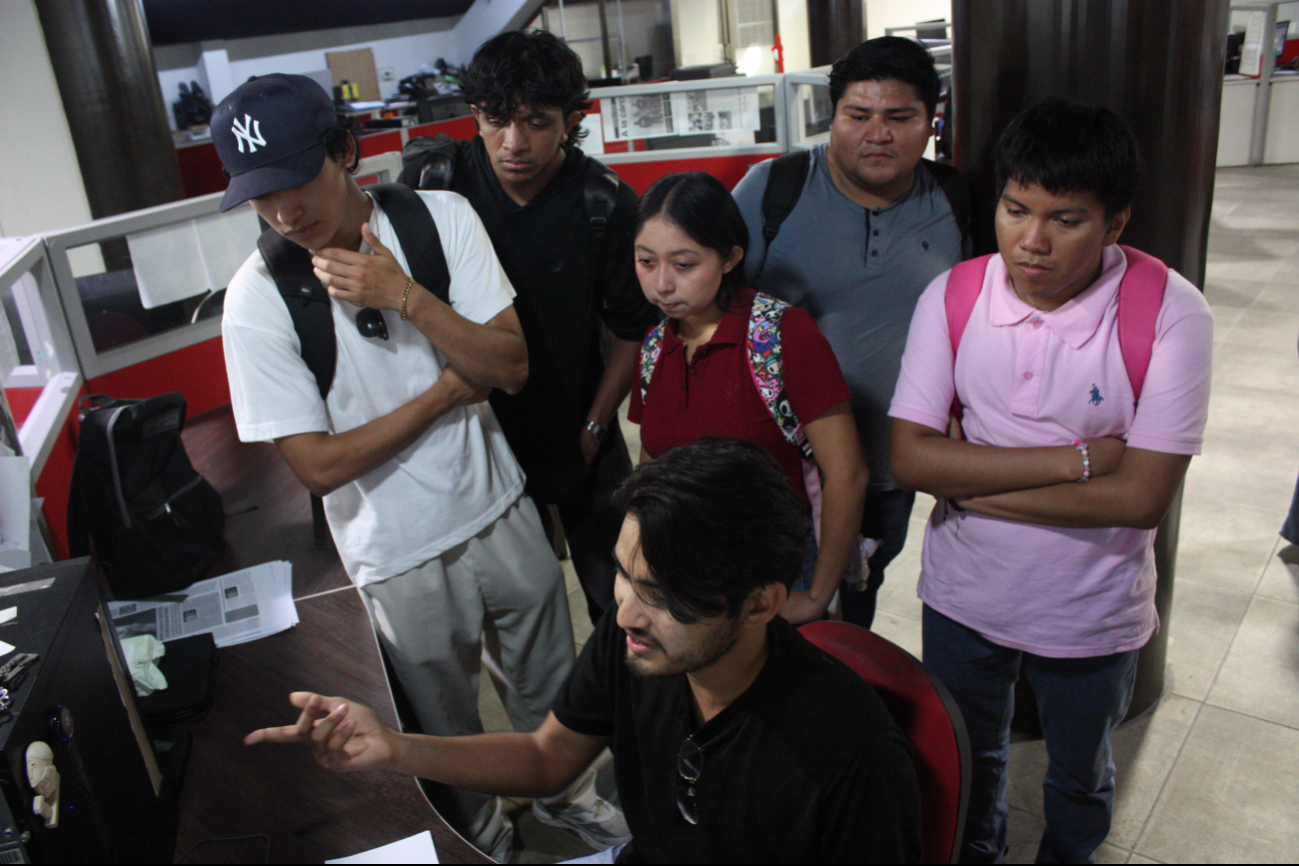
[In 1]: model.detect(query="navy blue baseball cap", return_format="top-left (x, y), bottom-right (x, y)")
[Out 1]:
top-left (211, 74), bottom-right (339, 212)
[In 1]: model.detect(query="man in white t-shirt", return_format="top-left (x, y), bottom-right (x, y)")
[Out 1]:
top-left (211, 74), bottom-right (627, 860)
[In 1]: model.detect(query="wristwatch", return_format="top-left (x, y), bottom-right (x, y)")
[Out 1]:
top-left (584, 420), bottom-right (608, 446)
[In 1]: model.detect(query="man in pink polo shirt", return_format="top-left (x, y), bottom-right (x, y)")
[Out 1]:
top-left (889, 99), bottom-right (1213, 863)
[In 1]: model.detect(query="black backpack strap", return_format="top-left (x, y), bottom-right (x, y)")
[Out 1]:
top-left (398, 134), bottom-right (459, 191)
top-left (583, 161), bottom-right (620, 241)
top-left (923, 158), bottom-right (971, 250)
top-left (760, 149), bottom-right (812, 246)
top-left (258, 229), bottom-right (336, 400)
top-left (368, 183), bottom-right (450, 305)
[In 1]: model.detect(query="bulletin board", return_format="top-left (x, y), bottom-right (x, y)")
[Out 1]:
top-left (326, 48), bottom-right (380, 102)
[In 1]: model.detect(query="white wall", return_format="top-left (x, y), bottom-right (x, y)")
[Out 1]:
top-left (0, 0), bottom-right (94, 239)
top-left (865, 0), bottom-right (951, 40)
top-left (455, 0), bottom-right (547, 58)
top-left (154, 17), bottom-right (463, 128)
top-left (778, 0), bottom-right (812, 72)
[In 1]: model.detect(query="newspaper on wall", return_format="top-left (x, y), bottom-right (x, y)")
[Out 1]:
top-left (108, 560), bottom-right (298, 648)
top-left (601, 87), bottom-right (762, 142)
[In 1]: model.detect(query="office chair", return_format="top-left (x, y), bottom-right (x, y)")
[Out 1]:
top-left (799, 620), bottom-right (970, 864)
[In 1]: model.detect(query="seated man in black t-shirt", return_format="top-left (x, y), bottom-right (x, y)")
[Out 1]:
top-left (246, 439), bottom-right (922, 863)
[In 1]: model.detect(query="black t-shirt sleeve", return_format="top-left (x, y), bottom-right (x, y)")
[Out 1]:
top-left (818, 728), bottom-right (924, 863)
top-left (551, 608), bottom-right (620, 737)
top-left (601, 180), bottom-right (662, 342)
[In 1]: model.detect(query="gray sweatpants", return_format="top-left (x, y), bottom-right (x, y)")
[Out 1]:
top-left (360, 495), bottom-right (577, 850)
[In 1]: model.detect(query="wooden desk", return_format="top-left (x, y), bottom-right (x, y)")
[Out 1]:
top-left (175, 408), bottom-right (490, 863)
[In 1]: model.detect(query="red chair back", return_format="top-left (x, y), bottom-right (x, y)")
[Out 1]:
top-left (799, 621), bottom-right (970, 864)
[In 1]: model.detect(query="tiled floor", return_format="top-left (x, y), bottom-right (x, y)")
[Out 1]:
top-left (488, 164), bottom-right (1299, 863)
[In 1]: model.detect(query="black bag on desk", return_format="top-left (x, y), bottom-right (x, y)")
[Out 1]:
top-left (138, 633), bottom-right (219, 725)
top-left (67, 393), bottom-right (225, 599)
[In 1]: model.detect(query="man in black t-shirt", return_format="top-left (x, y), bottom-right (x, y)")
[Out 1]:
top-left (431, 31), bottom-right (660, 627)
top-left (247, 439), bottom-right (923, 864)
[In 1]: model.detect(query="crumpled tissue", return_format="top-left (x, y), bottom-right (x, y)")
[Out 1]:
top-left (120, 635), bottom-right (168, 696)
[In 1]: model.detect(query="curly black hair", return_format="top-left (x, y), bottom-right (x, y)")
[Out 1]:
top-left (460, 30), bottom-right (590, 146)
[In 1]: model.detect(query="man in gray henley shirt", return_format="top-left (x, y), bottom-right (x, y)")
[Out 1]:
top-left (733, 37), bottom-right (966, 628)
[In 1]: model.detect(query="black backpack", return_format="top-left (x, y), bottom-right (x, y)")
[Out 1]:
top-left (67, 393), bottom-right (225, 599)
top-left (397, 134), bottom-right (621, 239)
top-left (758, 149), bottom-right (971, 261)
top-left (258, 183), bottom-right (452, 398)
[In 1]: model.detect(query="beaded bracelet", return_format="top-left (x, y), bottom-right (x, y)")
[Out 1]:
top-left (1073, 439), bottom-right (1091, 483)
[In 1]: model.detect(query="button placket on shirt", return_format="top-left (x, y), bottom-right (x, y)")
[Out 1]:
top-left (1010, 316), bottom-right (1049, 417)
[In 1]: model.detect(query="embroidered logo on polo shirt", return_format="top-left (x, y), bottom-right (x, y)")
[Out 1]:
top-left (1088, 384), bottom-right (1104, 407)
top-left (232, 114), bottom-right (267, 153)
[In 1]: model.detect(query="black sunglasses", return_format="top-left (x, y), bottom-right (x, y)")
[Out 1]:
top-left (356, 307), bottom-right (388, 340)
top-left (676, 735), bottom-right (703, 825)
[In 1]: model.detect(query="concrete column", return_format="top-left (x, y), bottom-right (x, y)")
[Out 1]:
top-left (35, 0), bottom-right (184, 220)
top-left (950, 0), bottom-right (1231, 722)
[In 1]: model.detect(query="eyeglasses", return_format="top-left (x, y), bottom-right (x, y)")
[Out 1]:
top-left (675, 735), bottom-right (703, 825)
top-left (355, 307), bottom-right (388, 340)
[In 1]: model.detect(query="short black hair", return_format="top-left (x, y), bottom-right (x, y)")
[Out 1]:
top-left (635, 172), bottom-right (749, 311)
top-left (614, 438), bottom-right (811, 624)
top-left (828, 36), bottom-right (941, 117)
top-left (460, 30), bottom-right (590, 146)
top-left (323, 113), bottom-right (361, 174)
top-left (994, 98), bottom-right (1143, 219)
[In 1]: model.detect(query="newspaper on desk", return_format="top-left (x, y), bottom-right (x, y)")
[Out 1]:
top-left (108, 561), bottom-right (298, 647)
top-left (601, 86), bottom-right (762, 142)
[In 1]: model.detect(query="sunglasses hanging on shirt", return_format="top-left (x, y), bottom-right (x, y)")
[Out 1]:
top-left (355, 307), bottom-right (388, 340)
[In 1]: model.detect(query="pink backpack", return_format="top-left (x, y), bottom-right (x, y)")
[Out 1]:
top-left (944, 244), bottom-right (1168, 407)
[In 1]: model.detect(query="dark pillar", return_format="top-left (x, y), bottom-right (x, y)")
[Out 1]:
top-left (35, 0), bottom-right (184, 221)
top-left (950, 0), bottom-right (1229, 724)
top-left (807, 0), bottom-right (864, 68)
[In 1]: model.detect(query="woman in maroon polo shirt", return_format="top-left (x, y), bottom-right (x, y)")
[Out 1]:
top-left (628, 172), bottom-right (869, 626)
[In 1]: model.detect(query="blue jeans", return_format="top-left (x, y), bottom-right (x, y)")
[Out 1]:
top-left (922, 605), bottom-right (1139, 864)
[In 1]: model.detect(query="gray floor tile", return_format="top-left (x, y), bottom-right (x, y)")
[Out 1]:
top-left (1203, 381), bottom-right (1299, 442)
top-left (1203, 277), bottom-right (1268, 309)
top-left (1205, 595), bottom-right (1299, 729)
top-left (1136, 705), bottom-right (1299, 863)
top-left (1006, 695), bottom-right (1199, 850)
top-left (1184, 431), bottom-right (1299, 514)
top-left (1210, 338), bottom-right (1299, 392)
top-left (1216, 308), bottom-right (1299, 352)
top-left (1005, 806), bottom-right (1047, 864)
top-left (872, 609), bottom-right (923, 658)
top-left (1256, 541), bottom-right (1299, 605)
top-left (1208, 305), bottom-right (1247, 342)
top-left (1175, 496), bottom-right (1283, 595)
top-left (1204, 255), bottom-right (1289, 284)
top-left (1249, 281), bottom-right (1299, 313)
top-left (1127, 855), bottom-right (1163, 864)
top-left (1165, 580), bottom-right (1253, 701)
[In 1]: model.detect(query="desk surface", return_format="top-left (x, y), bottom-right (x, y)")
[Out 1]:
top-left (175, 407), bottom-right (489, 864)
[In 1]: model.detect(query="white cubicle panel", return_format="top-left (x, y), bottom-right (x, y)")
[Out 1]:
top-left (1219, 79), bottom-right (1261, 166)
top-left (1264, 76), bottom-right (1299, 163)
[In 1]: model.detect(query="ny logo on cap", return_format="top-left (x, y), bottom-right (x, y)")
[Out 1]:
top-left (231, 114), bottom-right (267, 153)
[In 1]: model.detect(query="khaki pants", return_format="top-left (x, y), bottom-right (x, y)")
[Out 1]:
top-left (361, 496), bottom-right (576, 850)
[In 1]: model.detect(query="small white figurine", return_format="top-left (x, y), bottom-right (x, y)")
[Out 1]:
top-left (26, 741), bottom-right (58, 829)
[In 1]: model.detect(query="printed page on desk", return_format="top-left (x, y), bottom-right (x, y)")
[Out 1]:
top-left (107, 560), bottom-right (297, 646)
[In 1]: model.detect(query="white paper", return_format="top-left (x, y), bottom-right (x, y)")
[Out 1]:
top-left (327, 831), bottom-right (439, 864)
top-left (0, 457), bottom-right (31, 571)
top-left (669, 88), bottom-right (761, 135)
top-left (601, 92), bottom-right (680, 141)
top-left (127, 208), bottom-right (261, 309)
top-left (1241, 11), bottom-right (1267, 77)
top-left (0, 607), bottom-right (16, 624)
top-left (0, 640), bottom-right (14, 657)
top-left (127, 221), bottom-right (207, 310)
top-left (108, 561), bottom-right (298, 647)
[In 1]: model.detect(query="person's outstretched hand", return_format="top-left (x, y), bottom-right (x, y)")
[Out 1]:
top-left (244, 692), bottom-right (401, 774)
